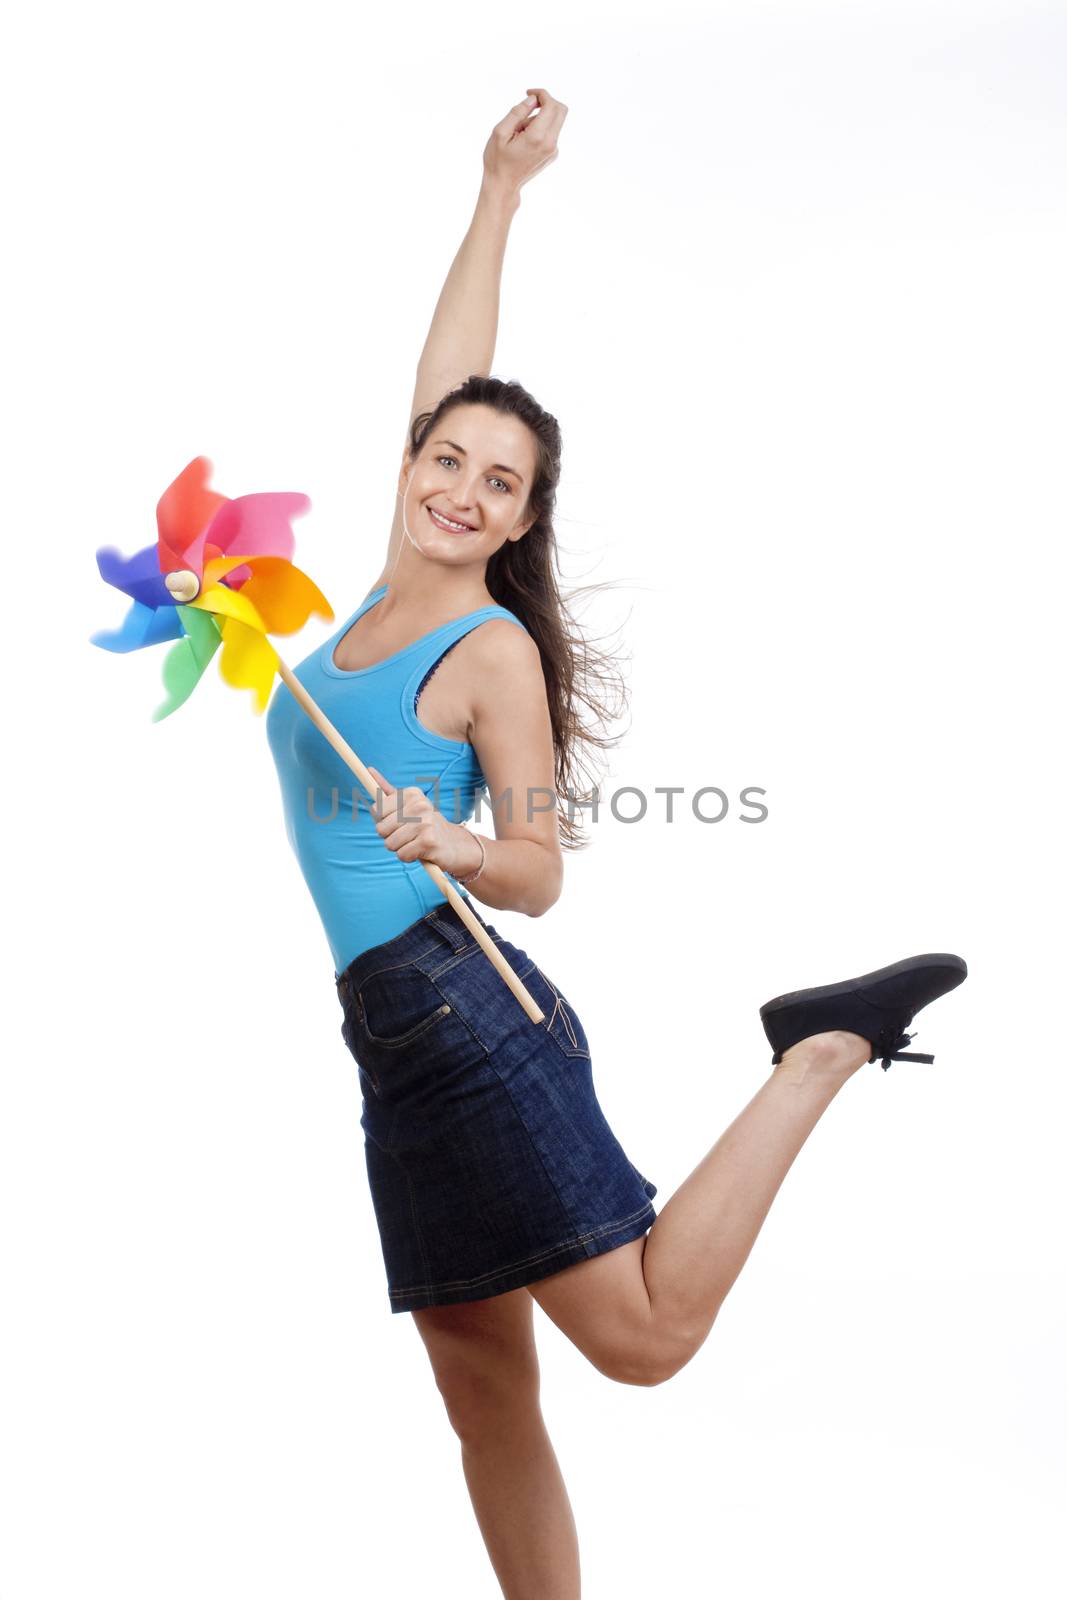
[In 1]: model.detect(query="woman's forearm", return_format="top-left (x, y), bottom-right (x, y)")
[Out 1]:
top-left (448, 823), bottom-right (561, 919)
top-left (416, 178), bottom-right (520, 382)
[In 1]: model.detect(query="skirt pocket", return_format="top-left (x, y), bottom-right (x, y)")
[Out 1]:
top-left (360, 961), bottom-right (453, 1048)
top-left (521, 964), bottom-right (591, 1061)
top-left (347, 960), bottom-right (488, 1106)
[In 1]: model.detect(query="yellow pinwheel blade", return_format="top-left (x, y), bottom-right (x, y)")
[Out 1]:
top-left (203, 555), bottom-right (256, 586)
top-left (190, 580), bottom-right (267, 634)
top-left (217, 614), bottom-right (279, 714)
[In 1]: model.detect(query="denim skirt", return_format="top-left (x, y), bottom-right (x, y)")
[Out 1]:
top-left (335, 898), bottom-right (658, 1314)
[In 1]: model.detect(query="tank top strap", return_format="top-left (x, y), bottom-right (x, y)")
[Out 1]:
top-left (402, 603), bottom-right (529, 717)
top-left (404, 603), bottom-right (527, 676)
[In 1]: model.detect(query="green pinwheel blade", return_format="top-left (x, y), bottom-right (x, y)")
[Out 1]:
top-left (151, 606), bottom-right (224, 721)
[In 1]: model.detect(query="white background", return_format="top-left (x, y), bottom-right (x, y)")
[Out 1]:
top-left (2, 1), bottom-right (1064, 1595)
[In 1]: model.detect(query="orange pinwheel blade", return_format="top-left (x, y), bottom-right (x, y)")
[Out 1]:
top-left (227, 556), bottom-right (334, 635)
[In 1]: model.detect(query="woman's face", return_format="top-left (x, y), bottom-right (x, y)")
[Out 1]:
top-left (398, 404), bottom-right (538, 567)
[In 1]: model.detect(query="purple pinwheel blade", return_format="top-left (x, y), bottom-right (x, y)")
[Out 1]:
top-left (95, 543), bottom-right (176, 611)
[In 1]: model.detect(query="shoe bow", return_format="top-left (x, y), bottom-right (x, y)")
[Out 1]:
top-left (872, 1026), bottom-right (935, 1072)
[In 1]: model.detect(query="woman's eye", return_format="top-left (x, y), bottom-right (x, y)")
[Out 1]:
top-left (436, 455), bottom-right (511, 494)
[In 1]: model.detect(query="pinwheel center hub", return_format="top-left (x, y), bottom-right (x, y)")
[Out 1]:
top-left (165, 569), bottom-right (201, 603)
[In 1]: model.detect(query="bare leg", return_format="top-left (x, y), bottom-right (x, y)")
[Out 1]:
top-left (642, 1029), bottom-right (869, 1353)
top-left (528, 1029), bottom-right (872, 1385)
top-left (412, 1292), bottom-right (581, 1599)
top-left (459, 1410), bottom-right (580, 1600)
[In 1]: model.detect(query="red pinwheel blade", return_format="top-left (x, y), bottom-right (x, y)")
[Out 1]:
top-left (156, 457), bottom-right (227, 575)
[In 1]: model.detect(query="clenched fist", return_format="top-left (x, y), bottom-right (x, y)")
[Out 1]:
top-left (482, 87), bottom-right (568, 197)
top-left (365, 764), bottom-right (475, 877)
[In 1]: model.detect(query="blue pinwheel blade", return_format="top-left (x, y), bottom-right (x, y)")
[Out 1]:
top-left (90, 599), bottom-right (185, 653)
top-left (95, 542), bottom-right (176, 611)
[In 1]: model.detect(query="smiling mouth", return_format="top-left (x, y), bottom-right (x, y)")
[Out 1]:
top-left (427, 506), bottom-right (477, 534)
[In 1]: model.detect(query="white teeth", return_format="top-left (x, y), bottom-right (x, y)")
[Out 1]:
top-left (429, 507), bottom-right (474, 533)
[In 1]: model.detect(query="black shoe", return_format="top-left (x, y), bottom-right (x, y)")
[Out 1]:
top-left (759, 952), bottom-right (968, 1071)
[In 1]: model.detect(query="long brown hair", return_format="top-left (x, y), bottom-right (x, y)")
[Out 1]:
top-left (407, 375), bottom-right (631, 849)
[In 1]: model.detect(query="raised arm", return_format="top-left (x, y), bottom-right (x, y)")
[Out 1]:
top-left (367, 87), bottom-right (568, 593)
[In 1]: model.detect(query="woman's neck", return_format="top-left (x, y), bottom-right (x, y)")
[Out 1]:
top-left (376, 543), bottom-right (493, 618)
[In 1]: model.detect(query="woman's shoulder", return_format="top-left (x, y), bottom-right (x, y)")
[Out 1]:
top-left (472, 612), bottom-right (534, 647)
top-left (465, 615), bottom-right (543, 693)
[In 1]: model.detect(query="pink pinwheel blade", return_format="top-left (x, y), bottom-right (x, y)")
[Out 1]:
top-left (199, 492), bottom-right (311, 564)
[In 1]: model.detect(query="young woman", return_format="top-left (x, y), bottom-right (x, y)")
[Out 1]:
top-left (266, 88), bottom-right (967, 1600)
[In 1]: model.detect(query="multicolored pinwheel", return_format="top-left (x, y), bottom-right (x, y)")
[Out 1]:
top-left (90, 455), bottom-right (334, 718)
top-left (90, 455), bottom-right (545, 1022)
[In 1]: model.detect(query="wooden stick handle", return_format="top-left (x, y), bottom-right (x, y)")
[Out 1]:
top-left (275, 659), bottom-right (545, 1025)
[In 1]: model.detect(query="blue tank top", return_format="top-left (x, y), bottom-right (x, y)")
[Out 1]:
top-left (265, 585), bottom-right (529, 976)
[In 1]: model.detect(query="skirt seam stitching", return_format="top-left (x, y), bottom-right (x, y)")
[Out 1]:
top-left (387, 1202), bottom-right (657, 1302)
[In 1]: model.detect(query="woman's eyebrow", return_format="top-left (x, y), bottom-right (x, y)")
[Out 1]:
top-left (433, 438), bottom-right (525, 486)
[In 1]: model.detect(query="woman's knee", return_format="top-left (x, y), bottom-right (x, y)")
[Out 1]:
top-left (438, 1358), bottom-right (541, 1442)
top-left (525, 1238), bottom-right (702, 1388)
top-left (412, 1291), bottom-right (541, 1440)
top-left (595, 1321), bottom-right (702, 1388)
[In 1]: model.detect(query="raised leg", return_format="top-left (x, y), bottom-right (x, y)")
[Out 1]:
top-left (526, 1029), bottom-right (871, 1386)
top-left (411, 1288), bottom-right (581, 1600)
